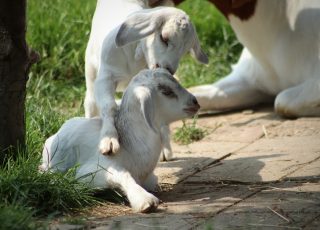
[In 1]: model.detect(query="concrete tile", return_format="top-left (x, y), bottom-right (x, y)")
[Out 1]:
top-left (185, 136), bottom-right (320, 183)
top-left (200, 182), bottom-right (320, 230)
top-left (155, 141), bottom-right (247, 184)
top-left (158, 183), bottom-right (256, 215)
top-left (93, 213), bottom-right (201, 230)
top-left (287, 158), bottom-right (320, 180)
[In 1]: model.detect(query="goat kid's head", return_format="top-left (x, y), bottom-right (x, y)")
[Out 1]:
top-left (115, 7), bottom-right (208, 74)
top-left (124, 69), bottom-right (200, 131)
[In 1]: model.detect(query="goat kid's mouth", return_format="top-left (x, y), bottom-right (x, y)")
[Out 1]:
top-left (183, 106), bottom-right (200, 116)
top-left (151, 64), bottom-right (175, 75)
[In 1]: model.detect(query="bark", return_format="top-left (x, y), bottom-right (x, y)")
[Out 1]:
top-left (0, 0), bottom-right (36, 164)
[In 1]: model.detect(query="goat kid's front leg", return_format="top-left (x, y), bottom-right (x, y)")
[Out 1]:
top-left (94, 75), bottom-right (120, 155)
top-left (108, 168), bottom-right (160, 213)
top-left (77, 162), bottom-right (159, 212)
top-left (159, 125), bottom-right (173, 161)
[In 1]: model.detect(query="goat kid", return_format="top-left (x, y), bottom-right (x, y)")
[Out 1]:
top-left (41, 69), bottom-right (200, 213)
top-left (84, 0), bottom-right (208, 159)
top-left (173, 0), bottom-right (320, 117)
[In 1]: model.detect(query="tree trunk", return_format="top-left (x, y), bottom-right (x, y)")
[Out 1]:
top-left (0, 0), bottom-right (35, 164)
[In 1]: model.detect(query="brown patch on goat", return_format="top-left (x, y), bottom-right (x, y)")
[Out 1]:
top-left (172, 0), bottom-right (257, 21)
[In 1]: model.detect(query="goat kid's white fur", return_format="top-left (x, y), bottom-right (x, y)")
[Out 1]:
top-left (84, 0), bottom-right (207, 158)
top-left (41, 69), bottom-right (200, 213)
top-left (191, 0), bottom-right (320, 117)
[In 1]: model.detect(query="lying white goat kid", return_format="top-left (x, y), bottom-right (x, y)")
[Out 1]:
top-left (41, 69), bottom-right (200, 213)
top-left (84, 0), bottom-right (208, 159)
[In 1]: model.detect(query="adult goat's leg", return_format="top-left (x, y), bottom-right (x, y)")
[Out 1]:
top-left (275, 78), bottom-right (320, 117)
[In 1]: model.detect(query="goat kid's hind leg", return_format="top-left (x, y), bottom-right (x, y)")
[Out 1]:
top-left (84, 58), bottom-right (99, 118)
top-left (142, 172), bottom-right (159, 192)
top-left (275, 78), bottom-right (320, 117)
top-left (159, 125), bottom-right (173, 161)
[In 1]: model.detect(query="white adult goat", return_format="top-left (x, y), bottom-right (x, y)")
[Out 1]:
top-left (84, 0), bottom-right (207, 158)
top-left (41, 69), bottom-right (200, 213)
top-left (174, 0), bottom-right (320, 117)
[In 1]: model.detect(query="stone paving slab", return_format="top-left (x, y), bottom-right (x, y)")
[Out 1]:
top-left (287, 158), bottom-right (320, 180)
top-left (304, 215), bottom-right (320, 230)
top-left (198, 182), bottom-right (320, 230)
top-left (154, 141), bottom-right (247, 184)
top-left (185, 136), bottom-right (320, 183)
top-left (92, 214), bottom-right (202, 230)
top-left (157, 183), bottom-right (258, 214)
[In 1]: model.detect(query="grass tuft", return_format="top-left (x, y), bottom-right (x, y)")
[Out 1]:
top-left (0, 204), bottom-right (38, 230)
top-left (0, 155), bottom-right (98, 215)
top-left (173, 118), bottom-right (206, 145)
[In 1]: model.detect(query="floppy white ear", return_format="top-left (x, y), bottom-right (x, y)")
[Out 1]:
top-left (190, 25), bottom-right (209, 64)
top-left (115, 10), bottom-right (164, 47)
top-left (135, 86), bottom-right (157, 132)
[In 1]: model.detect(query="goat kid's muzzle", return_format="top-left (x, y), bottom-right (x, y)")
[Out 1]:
top-left (183, 96), bottom-right (200, 115)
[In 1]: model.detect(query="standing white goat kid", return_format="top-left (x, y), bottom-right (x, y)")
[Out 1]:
top-left (41, 69), bottom-right (200, 213)
top-left (84, 0), bottom-right (208, 159)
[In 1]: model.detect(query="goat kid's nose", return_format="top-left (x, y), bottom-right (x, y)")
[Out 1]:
top-left (165, 67), bottom-right (174, 75)
top-left (153, 64), bottom-right (175, 75)
top-left (191, 96), bottom-right (200, 109)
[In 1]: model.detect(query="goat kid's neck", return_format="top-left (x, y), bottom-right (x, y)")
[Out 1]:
top-left (115, 105), bottom-right (162, 155)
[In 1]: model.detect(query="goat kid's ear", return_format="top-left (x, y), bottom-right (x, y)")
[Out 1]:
top-left (115, 10), bottom-right (164, 47)
top-left (135, 86), bottom-right (157, 132)
top-left (190, 26), bottom-right (209, 64)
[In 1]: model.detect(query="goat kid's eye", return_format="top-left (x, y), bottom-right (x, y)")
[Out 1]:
top-left (158, 84), bottom-right (177, 98)
top-left (160, 34), bottom-right (169, 46)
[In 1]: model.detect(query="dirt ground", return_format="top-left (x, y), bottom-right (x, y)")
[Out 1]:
top-left (53, 106), bottom-right (320, 230)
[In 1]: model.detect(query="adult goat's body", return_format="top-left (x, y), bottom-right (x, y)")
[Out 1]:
top-left (41, 69), bottom-right (200, 212)
top-left (173, 0), bottom-right (320, 117)
top-left (85, 0), bottom-right (207, 158)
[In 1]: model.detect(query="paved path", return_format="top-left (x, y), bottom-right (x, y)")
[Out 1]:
top-left (55, 106), bottom-right (320, 230)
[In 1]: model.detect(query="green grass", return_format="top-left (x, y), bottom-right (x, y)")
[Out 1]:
top-left (0, 0), bottom-right (241, 228)
top-left (173, 119), bottom-right (206, 145)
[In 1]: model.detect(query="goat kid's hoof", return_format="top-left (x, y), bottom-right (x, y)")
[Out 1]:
top-left (159, 148), bottom-right (173, 161)
top-left (99, 137), bottom-right (120, 155)
top-left (132, 194), bottom-right (160, 213)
